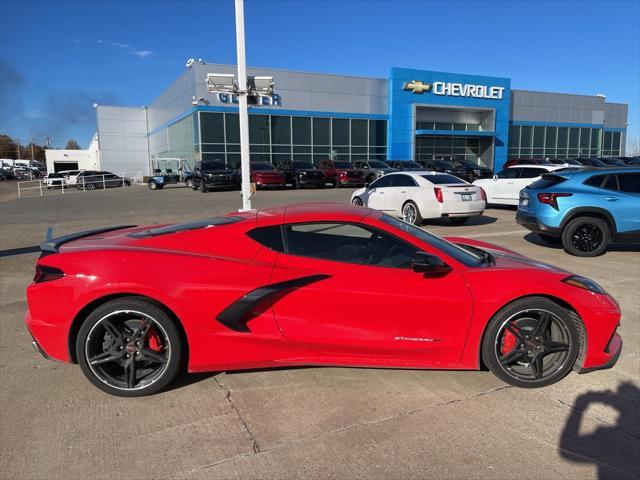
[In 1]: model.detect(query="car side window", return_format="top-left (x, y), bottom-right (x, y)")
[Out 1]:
top-left (284, 222), bottom-right (418, 268)
top-left (498, 169), bottom-right (518, 179)
top-left (584, 174), bottom-right (605, 188)
top-left (370, 175), bottom-right (394, 189)
top-left (618, 173), bottom-right (640, 194)
top-left (602, 175), bottom-right (619, 192)
top-left (247, 226), bottom-right (284, 252)
top-left (519, 168), bottom-right (546, 178)
top-left (391, 174), bottom-right (418, 187)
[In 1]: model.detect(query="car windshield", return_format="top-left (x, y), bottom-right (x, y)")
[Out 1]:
top-left (433, 161), bottom-right (455, 168)
top-left (421, 174), bottom-right (466, 184)
top-left (589, 159), bottom-right (607, 167)
top-left (369, 161), bottom-right (390, 168)
top-left (202, 160), bottom-right (227, 170)
top-left (400, 161), bottom-right (423, 168)
top-left (333, 162), bottom-right (352, 169)
top-left (380, 214), bottom-right (483, 267)
top-left (251, 163), bottom-right (275, 171)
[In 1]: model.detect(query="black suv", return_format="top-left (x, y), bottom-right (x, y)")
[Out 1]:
top-left (452, 159), bottom-right (493, 182)
top-left (192, 159), bottom-right (240, 192)
top-left (417, 159), bottom-right (467, 179)
top-left (277, 161), bottom-right (326, 188)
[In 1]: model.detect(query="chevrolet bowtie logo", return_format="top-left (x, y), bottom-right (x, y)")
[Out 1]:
top-left (403, 80), bottom-right (432, 94)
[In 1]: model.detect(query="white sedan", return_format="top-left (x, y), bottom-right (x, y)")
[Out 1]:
top-left (351, 171), bottom-right (486, 225)
top-left (473, 164), bottom-right (565, 206)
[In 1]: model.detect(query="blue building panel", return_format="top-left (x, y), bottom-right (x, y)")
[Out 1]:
top-left (389, 67), bottom-right (511, 171)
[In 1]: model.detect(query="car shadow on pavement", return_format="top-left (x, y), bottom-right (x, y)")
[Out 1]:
top-left (558, 382), bottom-right (640, 480)
top-left (423, 215), bottom-right (498, 227)
top-left (523, 232), bottom-right (640, 252)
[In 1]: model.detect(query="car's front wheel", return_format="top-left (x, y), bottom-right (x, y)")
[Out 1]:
top-left (482, 296), bottom-right (580, 388)
top-left (562, 216), bottom-right (610, 257)
top-left (351, 196), bottom-right (363, 206)
top-left (76, 297), bottom-right (183, 397)
top-left (185, 178), bottom-right (193, 189)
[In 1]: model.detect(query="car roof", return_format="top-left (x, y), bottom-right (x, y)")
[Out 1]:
top-left (256, 202), bottom-right (379, 226)
top-left (546, 166), bottom-right (640, 178)
top-left (506, 164), bottom-right (563, 170)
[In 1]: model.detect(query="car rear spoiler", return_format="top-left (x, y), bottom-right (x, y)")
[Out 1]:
top-left (40, 225), bottom-right (136, 253)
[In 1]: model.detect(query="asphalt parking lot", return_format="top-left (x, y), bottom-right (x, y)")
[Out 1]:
top-left (1, 182), bottom-right (638, 480)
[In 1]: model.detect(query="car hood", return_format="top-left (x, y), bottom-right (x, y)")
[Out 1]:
top-left (446, 237), bottom-right (569, 273)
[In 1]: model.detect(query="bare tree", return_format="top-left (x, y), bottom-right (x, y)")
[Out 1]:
top-left (626, 136), bottom-right (640, 156)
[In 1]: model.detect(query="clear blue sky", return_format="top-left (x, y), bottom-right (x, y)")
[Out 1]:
top-left (1, 0), bottom-right (638, 149)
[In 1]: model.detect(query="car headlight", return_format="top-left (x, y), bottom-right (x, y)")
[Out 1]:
top-left (562, 275), bottom-right (606, 294)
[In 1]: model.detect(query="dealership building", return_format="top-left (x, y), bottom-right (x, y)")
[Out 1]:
top-left (82, 61), bottom-right (628, 177)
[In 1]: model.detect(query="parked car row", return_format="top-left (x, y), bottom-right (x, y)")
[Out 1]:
top-left (505, 156), bottom-right (640, 168)
top-left (42, 170), bottom-right (132, 190)
top-left (188, 158), bottom-right (496, 193)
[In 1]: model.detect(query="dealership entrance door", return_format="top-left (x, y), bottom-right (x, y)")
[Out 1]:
top-left (415, 135), bottom-right (493, 168)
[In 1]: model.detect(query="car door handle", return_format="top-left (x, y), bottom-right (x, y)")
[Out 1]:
top-left (605, 197), bottom-right (619, 202)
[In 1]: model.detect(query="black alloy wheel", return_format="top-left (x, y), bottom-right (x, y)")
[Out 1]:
top-left (76, 297), bottom-right (183, 397)
top-left (561, 216), bottom-right (610, 257)
top-left (482, 297), bottom-right (579, 388)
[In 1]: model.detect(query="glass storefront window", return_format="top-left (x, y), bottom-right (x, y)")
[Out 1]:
top-left (557, 127), bottom-right (568, 149)
top-left (225, 114), bottom-right (240, 143)
top-left (520, 126), bottom-right (532, 149)
top-left (332, 119), bottom-right (350, 146)
top-left (292, 117), bottom-right (311, 145)
top-left (313, 118), bottom-right (330, 145)
top-left (200, 112), bottom-right (224, 144)
top-left (249, 115), bottom-right (270, 145)
top-left (545, 127), bottom-right (557, 149)
top-left (270, 115), bottom-right (291, 145)
top-left (369, 120), bottom-right (387, 146)
top-left (351, 120), bottom-right (368, 146)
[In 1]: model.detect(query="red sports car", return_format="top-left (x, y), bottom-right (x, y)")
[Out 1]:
top-left (25, 204), bottom-right (622, 396)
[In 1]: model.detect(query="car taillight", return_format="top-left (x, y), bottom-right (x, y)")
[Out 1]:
top-left (33, 265), bottom-right (64, 283)
top-left (434, 187), bottom-right (443, 203)
top-left (480, 187), bottom-right (487, 202)
top-left (537, 192), bottom-right (572, 210)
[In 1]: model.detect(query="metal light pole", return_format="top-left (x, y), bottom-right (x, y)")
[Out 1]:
top-left (235, 0), bottom-right (252, 211)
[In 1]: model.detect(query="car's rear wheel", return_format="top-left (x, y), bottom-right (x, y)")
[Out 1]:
top-left (76, 297), bottom-right (183, 397)
top-left (562, 216), bottom-right (610, 257)
top-left (482, 297), bottom-right (579, 388)
top-left (85, 183), bottom-right (96, 191)
top-left (352, 196), bottom-right (363, 206)
top-left (402, 201), bottom-right (422, 225)
top-left (449, 217), bottom-right (469, 225)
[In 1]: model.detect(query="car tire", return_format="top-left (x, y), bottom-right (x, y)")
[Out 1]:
top-left (482, 296), bottom-right (580, 388)
top-left (192, 182), bottom-right (199, 191)
top-left (185, 179), bottom-right (193, 189)
top-left (86, 183), bottom-right (96, 191)
top-left (561, 216), bottom-right (610, 257)
top-left (402, 201), bottom-right (423, 225)
top-left (450, 217), bottom-right (469, 225)
top-left (148, 181), bottom-right (158, 190)
top-left (201, 182), bottom-right (207, 193)
top-left (76, 297), bottom-right (183, 397)
top-left (352, 196), bottom-right (363, 206)
top-left (538, 233), bottom-right (562, 245)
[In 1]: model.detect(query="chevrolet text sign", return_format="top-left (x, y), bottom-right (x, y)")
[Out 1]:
top-left (403, 79), bottom-right (505, 100)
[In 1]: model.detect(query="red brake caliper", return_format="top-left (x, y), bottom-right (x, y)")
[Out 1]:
top-left (501, 323), bottom-right (518, 355)
top-left (146, 326), bottom-right (163, 352)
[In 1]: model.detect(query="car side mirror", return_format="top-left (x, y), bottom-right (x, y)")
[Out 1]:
top-left (411, 251), bottom-right (452, 276)
top-left (493, 174), bottom-right (498, 180)
top-left (364, 183), bottom-right (370, 189)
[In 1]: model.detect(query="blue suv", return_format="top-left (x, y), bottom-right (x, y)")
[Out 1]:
top-left (517, 168), bottom-right (640, 256)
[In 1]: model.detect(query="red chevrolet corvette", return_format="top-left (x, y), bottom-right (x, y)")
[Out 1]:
top-left (25, 204), bottom-right (622, 396)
